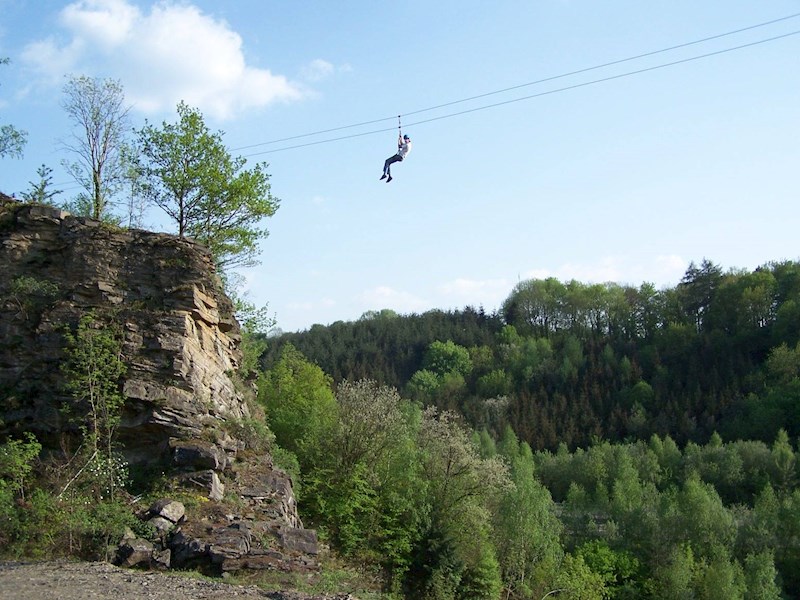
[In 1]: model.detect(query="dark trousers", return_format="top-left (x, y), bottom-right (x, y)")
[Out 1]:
top-left (383, 153), bottom-right (403, 175)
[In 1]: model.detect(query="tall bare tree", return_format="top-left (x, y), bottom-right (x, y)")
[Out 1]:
top-left (61, 75), bottom-right (131, 221)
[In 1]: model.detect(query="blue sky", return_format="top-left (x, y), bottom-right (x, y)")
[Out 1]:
top-left (1, 1), bottom-right (799, 332)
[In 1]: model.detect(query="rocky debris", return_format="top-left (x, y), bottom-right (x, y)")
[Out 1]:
top-left (0, 561), bottom-right (360, 600)
top-left (118, 459), bottom-right (319, 575)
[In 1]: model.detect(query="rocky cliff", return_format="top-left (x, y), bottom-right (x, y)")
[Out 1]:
top-left (0, 196), bottom-right (246, 455)
top-left (0, 196), bottom-right (321, 579)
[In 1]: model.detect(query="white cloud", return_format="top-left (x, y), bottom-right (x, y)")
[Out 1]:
top-left (301, 59), bottom-right (334, 82)
top-left (437, 277), bottom-right (510, 308)
top-left (21, 0), bottom-right (307, 120)
top-left (359, 285), bottom-right (429, 313)
top-left (20, 37), bottom-right (84, 84)
top-left (537, 258), bottom-right (625, 284)
top-left (288, 298), bottom-right (336, 311)
top-left (300, 59), bottom-right (352, 82)
top-left (61, 0), bottom-right (138, 49)
top-left (523, 255), bottom-right (688, 288)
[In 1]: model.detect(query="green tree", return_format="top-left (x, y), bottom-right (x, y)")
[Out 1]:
top-left (61, 75), bottom-right (132, 221)
top-left (20, 164), bottom-right (62, 205)
top-left (502, 277), bottom-right (567, 337)
top-left (0, 433), bottom-right (41, 502)
top-left (60, 311), bottom-right (128, 499)
top-left (418, 407), bottom-right (511, 524)
top-left (413, 407), bottom-right (510, 599)
top-left (671, 475), bottom-right (737, 560)
top-left (476, 369), bottom-right (512, 398)
top-left (553, 553), bottom-right (608, 600)
top-left (407, 368), bottom-right (441, 404)
top-left (649, 544), bottom-right (697, 600)
top-left (494, 443), bottom-right (563, 599)
top-left (0, 58), bottom-right (27, 159)
top-left (575, 540), bottom-right (641, 598)
top-left (456, 528), bottom-right (503, 600)
top-left (0, 433), bottom-right (42, 553)
top-left (135, 101), bottom-right (279, 270)
top-left (257, 343), bottom-right (336, 466)
top-left (5, 275), bottom-right (59, 323)
top-left (678, 259), bottom-right (723, 332)
top-left (424, 340), bottom-right (473, 378)
top-left (743, 551), bottom-right (781, 600)
top-left (765, 343), bottom-right (800, 385)
top-left (769, 429), bottom-right (796, 493)
top-left (302, 380), bottom-right (425, 576)
top-left (776, 489), bottom-right (800, 591)
top-left (694, 555), bottom-right (746, 600)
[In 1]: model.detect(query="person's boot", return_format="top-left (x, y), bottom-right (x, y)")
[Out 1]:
top-left (386, 176), bottom-right (392, 183)
top-left (380, 174), bottom-right (387, 180)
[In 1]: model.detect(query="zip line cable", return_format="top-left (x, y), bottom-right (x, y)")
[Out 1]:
top-left (233, 12), bottom-right (800, 153)
top-left (241, 28), bottom-right (800, 157)
top-left (41, 11), bottom-right (800, 190)
top-left (402, 11), bottom-right (800, 119)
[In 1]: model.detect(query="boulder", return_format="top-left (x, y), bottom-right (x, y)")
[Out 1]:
top-left (148, 516), bottom-right (176, 534)
top-left (278, 527), bottom-right (319, 555)
top-left (170, 530), bottom-right (209, 567)
top-left (115, 537), bottom-right (154, 567)
top-left (208, 523), bottom-right (252, 565)
top-left (149, 498), bottom-right (186, 524)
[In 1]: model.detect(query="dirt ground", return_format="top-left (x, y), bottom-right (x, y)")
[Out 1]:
top-left (0, 561), bottom-right (354, 600)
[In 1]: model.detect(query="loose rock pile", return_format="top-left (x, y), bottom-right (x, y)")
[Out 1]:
top-left (114, 438), bottom-right (319, 576)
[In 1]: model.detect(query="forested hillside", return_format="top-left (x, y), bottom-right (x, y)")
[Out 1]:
top-left (255, 258), bottom-right (800, 598)
top-left (264, 259), bottom-right (800, 451)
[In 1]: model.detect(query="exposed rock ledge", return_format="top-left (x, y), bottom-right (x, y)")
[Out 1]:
top-left (0, 199), bottom-right (323, 581)
top-left (0, 200), bottom-right (246, 460)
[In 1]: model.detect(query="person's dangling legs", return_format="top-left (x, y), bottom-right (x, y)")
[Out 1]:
top-left (381, 154), bottom-right (402, 182)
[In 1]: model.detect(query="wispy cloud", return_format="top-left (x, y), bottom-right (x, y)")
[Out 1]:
top-left (437, 277), bottom-right (510, 308)
top-left (299, 58), bottom-right (352, 83)
top-left (288, 298), bottom-right (336, 312)
top-left (359, 285), bottom-right (429, 313)
top-left (21, 0), bottom-right (308, 120)
top-left (523, 255), bottom-right (687, 287)
top-left (300, 59), bottom-right (334, 82)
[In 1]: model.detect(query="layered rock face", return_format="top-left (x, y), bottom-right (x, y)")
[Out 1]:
top-left (0, 198), bottom-right (246, 460)
top-left (0, 197), bottom-right (320, 577)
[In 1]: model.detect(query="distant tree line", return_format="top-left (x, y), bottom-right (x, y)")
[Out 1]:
top-left (263, 259), bottom-right (800, 451)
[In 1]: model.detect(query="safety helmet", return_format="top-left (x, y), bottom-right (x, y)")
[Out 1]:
top-left (403, 134), bottom-right (410, 140)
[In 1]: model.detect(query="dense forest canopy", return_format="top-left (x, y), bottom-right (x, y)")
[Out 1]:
top-left (263, 259), bottom-right (800, 451)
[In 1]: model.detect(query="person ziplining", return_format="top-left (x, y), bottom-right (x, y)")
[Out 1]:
top-left (380, 116), bottom-right (411, 183)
